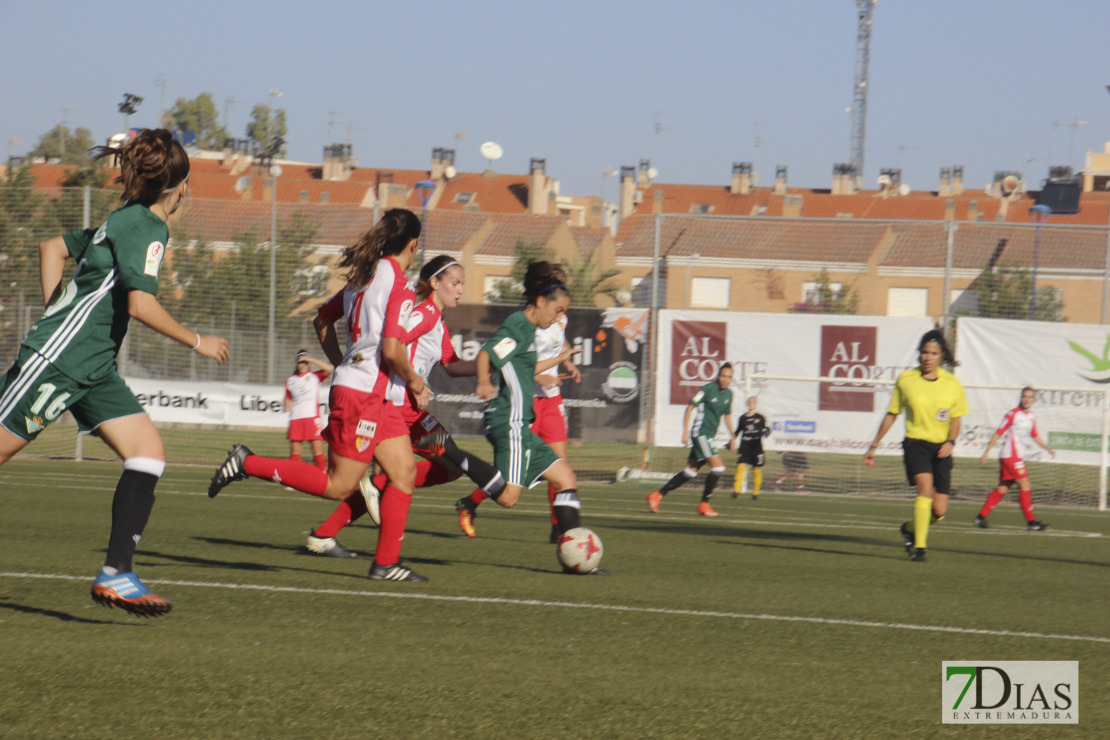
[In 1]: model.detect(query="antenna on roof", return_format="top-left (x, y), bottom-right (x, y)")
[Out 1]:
top-left (479, 141), bottom-right (503, 170)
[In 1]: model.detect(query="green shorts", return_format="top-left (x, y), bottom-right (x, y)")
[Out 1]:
top-left (485, 422), bottom-right (561, 489)
top-left (0, 352), bottom-right (144, 441)
top-left (687, 433), bottom-right (719, 463)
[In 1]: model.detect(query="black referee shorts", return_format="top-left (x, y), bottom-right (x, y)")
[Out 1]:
top-left (901, 438), bottom-right (953, 494)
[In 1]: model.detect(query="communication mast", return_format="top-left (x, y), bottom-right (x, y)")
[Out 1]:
top-left (849, 0), bottom-right (876, 187)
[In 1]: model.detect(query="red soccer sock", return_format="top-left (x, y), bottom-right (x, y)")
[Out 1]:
top-left (374, 485), bottom-right (412, 566)
top-left (289, 453), bottom-right (299, 461)
top-left (467, 487), bottom-right (489, 507)
top-left (314, 492), bottom-right (369, 538)
top-left (979, 487), bottom-right (1007, 518)
top-left (548, 483), bottom-right (558, 526)
top-left (243, 455), bottom-right (328, 497)
top-left (1018, 489), bottom-right (1036, 522)
top-left (314, 454), bottom-right (327, 471)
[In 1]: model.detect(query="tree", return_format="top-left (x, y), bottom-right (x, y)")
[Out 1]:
top-left (165, 92), bottom-right (229, 150)
top-left (972, 262), bottom-right (1064, 322)
top-left (246, 104), bottom-right (288, 156)
top-left (788, 268), bottom-right (859, 314)
top-left (28, 125), bottom-right (97, 164)
top-left (562, 251), bottom-right (622, 307)
top-left (484, 239), bottom-right (556, 303)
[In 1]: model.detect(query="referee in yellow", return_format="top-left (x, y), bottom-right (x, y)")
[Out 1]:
top-left (864, 330), bottom-right (968, 562)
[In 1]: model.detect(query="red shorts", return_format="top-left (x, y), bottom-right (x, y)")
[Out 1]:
top-left (999, 456), bottom-right (1028, 482)
top-left (373, 402), bottom-right (413, 446)
top-left (287, 416), bottom-right (323, 441)
top-left (323, 386), bottom-right (386, 464)
top-left (532, 395), bottom-right (568, 444)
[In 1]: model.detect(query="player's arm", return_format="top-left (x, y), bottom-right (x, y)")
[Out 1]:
top-left (313, 291), bottom-right (345, 366)
top-left (681, 403), bottom-right (696, 446)
top-left (284, 394), bottom-right (293, 413)
top-left (938, 416), bottom-right (962, 459)
top-left (381, 336), bottom-right (430, 409)
top-left (128, 290), bottom-right (229, 364)
top-left (536, 345), bottom-right (581, 374)
top-left (305, 354), bottom-right (334, 377)
top-left (39, 236), bottom-right (71, 307)
top-left (979, 432), bottom-right (1003, 464)
top-left (443, 360), bottom-right (477, 377)
top-left (1032, 432), bottom-right (1056, 458)
top-left (476, 349), bottom-right (496, 400)
top-left (562, 343), bottom-right (581, 384)
top-left (864, 412), bottom-right (898, 463)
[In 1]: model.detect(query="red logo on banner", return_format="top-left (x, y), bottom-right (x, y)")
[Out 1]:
top-left (671, 321), bottom-right (727, 404)
top-left (819, 325), bottom-right (877, 412)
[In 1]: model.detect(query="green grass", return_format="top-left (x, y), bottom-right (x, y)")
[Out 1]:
top-left (1, 458), bottom-right (1107, 738)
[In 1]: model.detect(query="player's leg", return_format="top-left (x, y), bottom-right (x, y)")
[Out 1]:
top-left (1015, 473), bottom-right (1048, 530)
top-left (544, 438), bottom-right (569, 541)
top-left (367, 434), bottom-right (426, 581)
top-left (751, 456), bottom-right (764, 498)
top-left (733, 461), bottom-right (748, 497)
top-left (697, 453), bottom-right (724, 517)
top-left (289, 439), bottom-right (302, 461)
top-left (0, 426), bottom-right (30, 466)
top-left (90, 410), bottom-right (174, 616)
top-left (310, 439), bottom-right (327, 471)
top-left (975, 477), bottom-right (1010, 528)
top-left (0, 360), bottom-right (45, 464)
top-left (540, 458), bottom-right (581, 534)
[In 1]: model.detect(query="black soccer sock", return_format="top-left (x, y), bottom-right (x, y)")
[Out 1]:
top-left (460, 451), bottom-right (506, 499)
top-left (105, 468), bottom-right (160, 573)
top-left (553, 489), bottom-right (582, 534)
top-left (659, 468), bottom-right (697, 497)
top-left (702, 471), bottom-right (722, 502)
top-left (431, 433), bottom-right (468, 469)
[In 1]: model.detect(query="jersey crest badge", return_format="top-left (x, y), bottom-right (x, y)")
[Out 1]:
top-left (493, 337), bottom-right (517, 359)
top-left (25, 416), bottom-right (45, 435)
top-left (144, 241), bottom-right (165, 276)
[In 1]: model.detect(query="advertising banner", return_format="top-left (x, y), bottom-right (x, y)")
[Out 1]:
top-left (124, 378), bottom-right (303, 429)
top-left (956, 317), bottom-right (1108, 465)
top-left (425, 305), bottom-right (648, 442)
top-left (653, 311), bottom-right (935, 452)
top-left (122, 306), bottom-right (646, 440)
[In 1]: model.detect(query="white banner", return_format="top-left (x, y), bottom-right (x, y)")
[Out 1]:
top-left (956, 317), bottom-right (1108, 465)
top-left (652, 311), bottom-right (935, 452)
top-left (123, 377), bottom-right (326, 429)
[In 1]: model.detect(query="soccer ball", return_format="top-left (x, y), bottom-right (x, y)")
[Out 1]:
top-left (556, 528), bottom-right (603, 573)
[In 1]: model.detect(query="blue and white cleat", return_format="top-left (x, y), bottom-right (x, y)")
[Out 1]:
top-left (90, 570), bottom-right (173, 617)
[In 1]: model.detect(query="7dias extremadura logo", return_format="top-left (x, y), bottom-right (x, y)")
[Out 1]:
top-left (942, 661), bottom-right (1077, 724)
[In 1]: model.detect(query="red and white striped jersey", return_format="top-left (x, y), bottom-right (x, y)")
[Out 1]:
top-left (317, 256), bottom-right (414, 395)
top-left (285, 370), bottom-right (328, 420)
top-left (995, 407), bottom-right (1039, 460)
top-left (386, 298), bottom-right (459, 408)
top-left (534, 313), bottom-right (568, 399)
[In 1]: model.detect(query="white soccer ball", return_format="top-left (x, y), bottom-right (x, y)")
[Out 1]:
top-left (556, 527), bottom-right (604, 573)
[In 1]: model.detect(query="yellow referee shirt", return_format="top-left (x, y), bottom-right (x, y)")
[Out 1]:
top-left (887, 367), bottom-right (969, 443)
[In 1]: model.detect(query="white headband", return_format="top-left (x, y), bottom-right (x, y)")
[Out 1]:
top-left (431, 260), bottom-right (460, 279)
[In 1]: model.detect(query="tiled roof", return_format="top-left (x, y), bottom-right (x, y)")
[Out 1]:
top-left (569, 227), bottom-right (608, 259)
top-left (480, 215), bottom-right (566, 256)
top-left (434, 172), bottom-right (532, 213)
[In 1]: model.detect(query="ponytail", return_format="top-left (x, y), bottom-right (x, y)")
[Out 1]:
top-left (338, 208), bottom-right (421, 288)
top-left (93, 128), bottom-right (189, 206)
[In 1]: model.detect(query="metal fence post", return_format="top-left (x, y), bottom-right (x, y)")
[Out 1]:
top-left (1101, 389), bottom-right (1108, 511)
top-left (942, 221), bottom-right (955, 332)
top-left (1102, 214), bottom-right (1110, 325)
top-left (640, 213), bottom-right (663, 471)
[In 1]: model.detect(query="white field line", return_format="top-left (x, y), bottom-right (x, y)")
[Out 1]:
top-left (2, 571), bottom-right (1107, 645)
top-left (1, 475), bottom-right (1104, 539)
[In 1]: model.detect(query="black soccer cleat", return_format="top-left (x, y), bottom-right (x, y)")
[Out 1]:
top-left (898, 523), bottom-right (915, 554)
top-left (209, 444), bottom-right (253, 498)
top-left (587, 567), bottom-right (612, 575)
top-left (909, 548), bottom-right (927, 562)
top-left (1027, 520), bottom-right (1050, 532)
top-left (973, 515), bottom-right (989, 529)
top-left (369, 562), bottom-right (429, 582)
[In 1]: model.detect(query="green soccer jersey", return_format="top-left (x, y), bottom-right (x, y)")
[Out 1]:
top-left (482, 310), bottom-right (539, 431)
top-left (21, 203), bottom-right (167, 383)
top-left (689, 381), bottom-right (733, 439)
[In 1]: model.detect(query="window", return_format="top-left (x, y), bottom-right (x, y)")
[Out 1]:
top-left (455, 192), bottom-right (475, 204)
top-left (690, 277), bottom-right (731, 308)
top-left (299, 190), bottom-right (309, 202)
top-left (689, 204), bottom-right (711, 214)
top-left (295, 265), bottom-right (331, 296)
top-left (888, 287), bottom-right (929, 317)
top-left (320, 191), bottom-right (330, 203)
top-left (802, 280), bottom-right (844, 303)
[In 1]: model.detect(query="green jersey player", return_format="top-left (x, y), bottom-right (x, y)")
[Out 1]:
top-left (648, 364), bottom-right (737, 517)
top-left (0, 130), bottom-right (229, 616)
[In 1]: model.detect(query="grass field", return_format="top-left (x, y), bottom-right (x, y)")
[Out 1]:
top-left (1, 456), bottom-right (1107, 739)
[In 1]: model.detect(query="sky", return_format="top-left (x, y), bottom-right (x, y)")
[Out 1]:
top-left (2, 0), bottom-right (1108, 201)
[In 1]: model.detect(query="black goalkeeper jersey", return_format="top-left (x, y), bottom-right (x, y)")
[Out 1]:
top-left (735, 412), bottom-right (769, 454)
